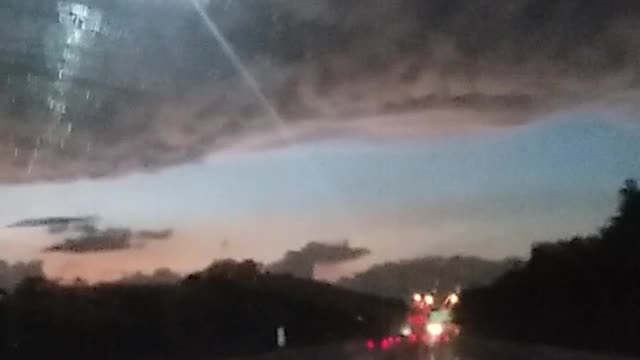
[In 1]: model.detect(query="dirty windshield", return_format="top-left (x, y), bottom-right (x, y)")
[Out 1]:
top-left (1, 1), bottom-right (639, 359)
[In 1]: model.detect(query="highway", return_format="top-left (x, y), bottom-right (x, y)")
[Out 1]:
top-left (237, 337), bottom-right (639, 360)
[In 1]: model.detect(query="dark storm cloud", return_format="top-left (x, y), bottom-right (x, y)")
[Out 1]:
top-left (1, 0), bottom-right (639, 183)
top-left (8, 216), bottom-right (99, 234)
top-left (6, 214), bottom-right (174, 253)
top-left (44, 227), bottom-right (132, 253)
top-left (135, 229), bottom-right (173, 241)
top-left (43, 223), bottom-right (173, 253)
top-left (7, 216), bottom-right (96, 229)
top-left (267, 241), bottom-right (370, 279)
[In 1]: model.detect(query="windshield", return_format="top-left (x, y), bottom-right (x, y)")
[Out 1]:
top-left (1, 1), bottom-right (639, 359)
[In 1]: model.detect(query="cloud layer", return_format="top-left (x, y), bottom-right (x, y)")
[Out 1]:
top-left (8, 216), bottom-right (98, 234)
top-left (267, 241), bottom-right (370, 278)
top-left (44, 227), bottom-right (132, 253)
top-left (7, 216), bottom-right (172, 253)
top-left (43, 226), bottom-right (173, 253)
top-left (0, 0), bottom-right (639, 183)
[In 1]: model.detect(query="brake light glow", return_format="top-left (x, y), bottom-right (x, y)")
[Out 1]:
top-left (367, 339), bottom-right (375, 350)
top-left (449, 293), bottom-right (459, 304)
top-left (424, 294), bottom-right (434, 305)
top-left (381, 339), bottom-right (390, 350)
top-left (426, 323), bottom-right (444, 336)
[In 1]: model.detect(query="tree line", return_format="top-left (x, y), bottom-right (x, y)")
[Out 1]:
top-left (338, 255), bottom-right (517, 299)
top-left (457, 179), bottom-right (640, 355)
top-left (0, 259), bottom-right (404, 359)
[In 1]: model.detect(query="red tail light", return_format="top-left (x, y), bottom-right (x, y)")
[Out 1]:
top-left (381, 339), bottom-right (390, 350)
top-left (366, 340), bottom-right (375, 350)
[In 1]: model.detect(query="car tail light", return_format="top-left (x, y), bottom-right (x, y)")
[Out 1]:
top-left (381, 339), bottom-right (390, 350)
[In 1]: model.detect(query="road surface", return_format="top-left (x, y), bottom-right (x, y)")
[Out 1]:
top-left (235, 337), bottom-right (638, 360)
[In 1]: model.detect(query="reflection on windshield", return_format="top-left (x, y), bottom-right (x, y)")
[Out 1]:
top-left (1, 1), bottom-right (640, 359)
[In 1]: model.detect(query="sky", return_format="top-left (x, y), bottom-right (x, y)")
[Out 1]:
top-left (1, 113), bottom-right (638, 281)
top-left (0, 0), bottom-right (639, 281)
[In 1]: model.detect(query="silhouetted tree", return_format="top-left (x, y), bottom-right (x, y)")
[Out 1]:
top-left (457, 179), bottom-right (640, 355)
top-left (200, 259), bottom-right (261, 281)
top-left (2, 261), bottom-right (403, 359)
top-left (338, 256), bottom-right (512, 298)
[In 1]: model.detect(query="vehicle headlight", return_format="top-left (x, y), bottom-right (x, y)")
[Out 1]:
top-left (426, 323), bottom-right (443, 336)
top-left (424, 294), bottom-right (434, 305)
top-left (449, 293), bottom-right (459, 304)
top-left (400, 325), bottom-right (412, 336)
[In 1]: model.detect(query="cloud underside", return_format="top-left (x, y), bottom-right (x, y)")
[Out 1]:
top-left (7, 216), bottom-right (172, 253)
top-left (8, 216), bottom-right (97, 231)
top-left (267, 241), bottom-right (370, 279)
top-left (44, 228), bottom-right (133, 253)
top-left (0, 0), bottom-right (639, 183)
top-left (43, 227), bottom-right (173, 253)
top-left (44, 225), bottom-right (173, 254)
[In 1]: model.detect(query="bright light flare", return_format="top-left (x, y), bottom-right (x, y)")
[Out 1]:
top-left (400, 325), bottom-right (411, 336)
top-left (424, 294), bottom-right (434, 305)
top-left (412, 293), bottom-right (422, 302)
top-left (187, 0), bottom-right (354, 230)
top-left (449, 293), bottom-right (459, 304)
top-left (426, 323), bottom-right (444, 336)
